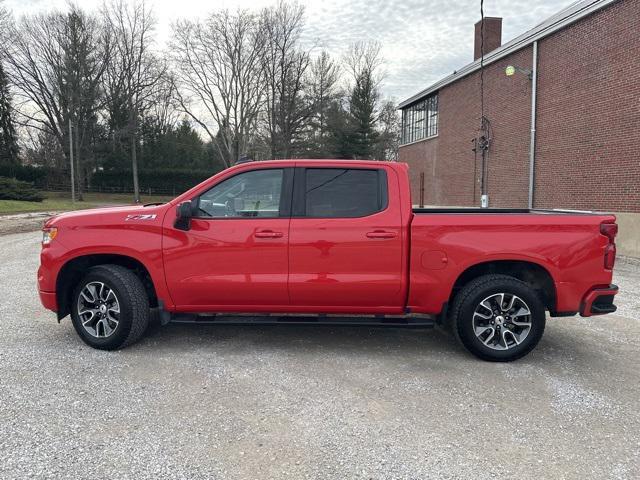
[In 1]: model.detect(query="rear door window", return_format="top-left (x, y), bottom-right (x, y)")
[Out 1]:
top-left (302, 168), bottom-right (387, 218)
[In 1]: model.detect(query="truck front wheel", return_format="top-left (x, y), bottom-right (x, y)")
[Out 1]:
top-left (450, 274), bottom-right (546, 362)
top-left (70, 264), bottom-right (150, 350)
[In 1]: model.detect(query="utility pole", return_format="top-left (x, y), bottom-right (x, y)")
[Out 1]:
top-left (69, 118), bottom-right (75, 203)
top-left (130, 100), bottom-right (140, 204)
top-left (478, 0), bottom-right (489, 208)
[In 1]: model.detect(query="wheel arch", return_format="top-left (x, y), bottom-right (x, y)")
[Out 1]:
top-left (56, 254), bottom-right (158, 320)
top-left (449, 260), bottom-right (557, 313)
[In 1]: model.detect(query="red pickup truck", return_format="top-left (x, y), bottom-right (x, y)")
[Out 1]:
top-left (38, 160), bottom-right (619, 361)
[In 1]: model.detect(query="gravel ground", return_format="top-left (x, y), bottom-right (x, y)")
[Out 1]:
top-left (0, 213), bottom-right (55, 236)
top-left (0, 231), bottom-right (639, 479)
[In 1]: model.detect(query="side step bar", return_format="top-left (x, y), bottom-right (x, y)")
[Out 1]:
top-left (166, 313), bottom-right (436, 328)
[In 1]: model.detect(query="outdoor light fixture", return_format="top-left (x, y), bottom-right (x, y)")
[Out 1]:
top-left (505, 65), bottom-right (533, 80)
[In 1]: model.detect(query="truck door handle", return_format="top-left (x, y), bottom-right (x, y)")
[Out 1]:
top-left (254, 230), bottom-right (284, 238)
top-left (366, 231), bottom-right (397, 239)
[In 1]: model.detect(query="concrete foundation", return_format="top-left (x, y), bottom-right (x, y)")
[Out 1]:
top-left (616, 212), bottom-right (640, 259)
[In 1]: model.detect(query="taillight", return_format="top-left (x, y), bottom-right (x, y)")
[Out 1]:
top-left (600, 222), bottom-right (618, 243)
top-left (600, 221), bottom-right (617, 270)
top-left (604, 244), bottom-right (616, 270)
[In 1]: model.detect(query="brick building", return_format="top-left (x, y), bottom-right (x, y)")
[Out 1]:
top-left (398, 0), bottom-right (640, 257)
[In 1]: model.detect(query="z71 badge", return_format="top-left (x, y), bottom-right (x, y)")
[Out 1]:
top-left (125, 214), bottom-right (157, 221)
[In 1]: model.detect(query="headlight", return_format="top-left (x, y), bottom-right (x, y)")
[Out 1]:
top-left (42, 227), bottom-right (58, 245)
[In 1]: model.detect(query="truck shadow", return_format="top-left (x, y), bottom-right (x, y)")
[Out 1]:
top-left (139, 313), bottom-right (600, 365)
top-left (142, 317), bottom-right (463, 359)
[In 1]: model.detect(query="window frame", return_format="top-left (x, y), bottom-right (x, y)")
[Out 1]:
top-left (291, 167), bottom-right (389, 219)
top-left (400, 92), bottom-right (438, 145)
top-left (192, 167), bottom-right (294, 220)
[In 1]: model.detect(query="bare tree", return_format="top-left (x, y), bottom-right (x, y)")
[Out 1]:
top-left (0, 1), bottom-right (9, 42)
top-left (103, 0), bottom-right (163, 202)
top-left (171, 9), bottom-right (265, 167)
top-left (374, 100), bottom-right (400, 161)
top-left (22, 129), bottom-right (65, 170)
top-left (4, 5), bottom-right (110, 198)
top-left (259, 1), bottom-right (311, 159)
top-left (343, 41), bottom-right (383, 84)
top-left (145, 72), bottom-right (180, 135)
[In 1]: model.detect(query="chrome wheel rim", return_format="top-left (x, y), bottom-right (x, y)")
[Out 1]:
top-left (472, 292), bottom-right (532, 351)
top-left (77, 281), bottom-right (120, 338)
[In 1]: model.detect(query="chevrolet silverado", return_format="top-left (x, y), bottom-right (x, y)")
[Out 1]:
top-left (38, 160), bottom-right (619, 361)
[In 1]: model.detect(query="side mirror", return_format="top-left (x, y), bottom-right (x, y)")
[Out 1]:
top-left (175, 201), bottom-right (193, 231)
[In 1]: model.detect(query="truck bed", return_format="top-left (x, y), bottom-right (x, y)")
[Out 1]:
top-left (412, 208), bottom-right (607, 215)
top-left (407, 207), bottom-right (616, 315)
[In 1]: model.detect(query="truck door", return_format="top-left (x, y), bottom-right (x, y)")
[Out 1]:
top-left (288, 166), bottom-right (404, 310)
top-left (163, 167), bottom-right (293, 309)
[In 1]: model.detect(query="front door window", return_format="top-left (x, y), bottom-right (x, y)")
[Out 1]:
top-left (197, 169), bottom-right (284, 218)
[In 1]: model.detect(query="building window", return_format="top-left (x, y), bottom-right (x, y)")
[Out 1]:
top-left (401, 93), bottom-right (438, 144)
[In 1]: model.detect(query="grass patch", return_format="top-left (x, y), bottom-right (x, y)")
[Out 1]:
top-left (0, 191), bottom-right (174, 215)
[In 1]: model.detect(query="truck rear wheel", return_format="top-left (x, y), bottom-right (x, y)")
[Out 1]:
top-left (70, 264), bottom-right (150, 350)
top-left (450, 274), bottom-right (546, 362)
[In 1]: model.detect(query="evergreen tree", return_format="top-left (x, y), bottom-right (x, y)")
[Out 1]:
top-left (348, 67), bottom-right (379, 159)
top-left (304, 51), bottom-right (341, 158)
top-left (325, 99), bottom-right (355, 159)
top-left (0, 61), bottom-right (19, 166)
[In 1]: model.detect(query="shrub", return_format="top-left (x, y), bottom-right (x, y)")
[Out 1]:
top-left (0, 177), bottom-right (45, 202)
top-left (0, 164), bottom-right (48, 186)
top-left (92, 168), bottom-right (218, 194)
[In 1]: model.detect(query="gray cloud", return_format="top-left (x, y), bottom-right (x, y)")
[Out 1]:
top-left (7, 0), bottom-right (574, 102)
top-left (299, 0), bottom-right (575, 100)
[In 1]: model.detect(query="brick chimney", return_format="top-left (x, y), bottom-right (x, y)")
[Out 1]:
top-left (474, 17), bottom-right (502, 60)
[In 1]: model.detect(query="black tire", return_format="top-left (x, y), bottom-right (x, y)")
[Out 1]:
top-left (450, 274), bottom-right (546, 362)
top-left (70, 264), bottom-right (150, 350)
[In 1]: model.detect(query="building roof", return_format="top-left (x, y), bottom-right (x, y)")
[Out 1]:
top-left (398, 0), bottom-right (618, 109)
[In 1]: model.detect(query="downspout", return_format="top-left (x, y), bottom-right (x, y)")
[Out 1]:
top-left (528, 41), bottom-right (538, 209)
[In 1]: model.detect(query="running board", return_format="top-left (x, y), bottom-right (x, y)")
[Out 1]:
top-left (168, 313), bottom-right (436, 328)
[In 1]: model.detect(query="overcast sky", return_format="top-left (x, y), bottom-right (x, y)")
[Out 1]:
top-left (5, 0), bottom-right (575, 101)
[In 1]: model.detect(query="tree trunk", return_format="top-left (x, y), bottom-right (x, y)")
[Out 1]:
top-left (67, 121), bottom-right (75, 202)
top-left (130, 104), bottom-right (140, 203)
top-left (75, 120), bottom-right (84, 201)
top-left (131, 130), bottom-right (140, 203)
top-left (233, 137), bottom-right (239, 166)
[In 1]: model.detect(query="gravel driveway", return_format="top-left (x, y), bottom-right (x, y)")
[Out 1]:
top-left (0, 231), bottom-right (638, 479)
